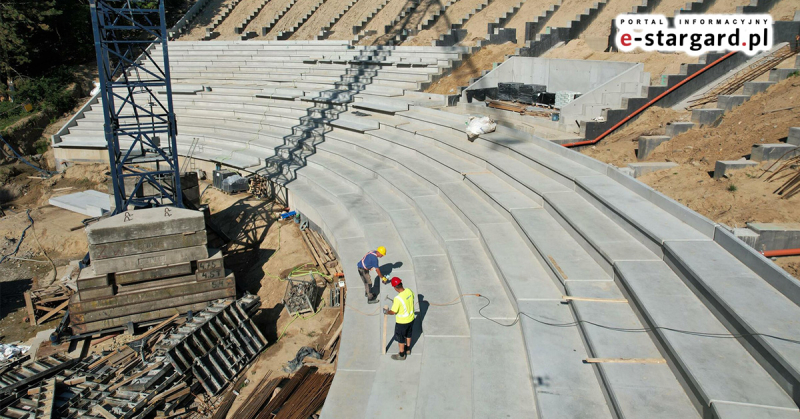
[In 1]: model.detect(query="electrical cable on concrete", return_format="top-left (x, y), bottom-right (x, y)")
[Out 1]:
top-left (473, 294), bottom-right (800, 345)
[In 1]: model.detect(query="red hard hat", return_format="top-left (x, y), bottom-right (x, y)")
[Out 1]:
top-left (390, 277), bottom-right (402, 287)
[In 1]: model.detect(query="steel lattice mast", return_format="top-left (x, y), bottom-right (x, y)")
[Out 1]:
top-left (89, 0), bottom-right (183, 212)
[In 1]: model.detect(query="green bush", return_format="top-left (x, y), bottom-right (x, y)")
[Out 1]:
top-left (15, 68), bottom-right (77, 115)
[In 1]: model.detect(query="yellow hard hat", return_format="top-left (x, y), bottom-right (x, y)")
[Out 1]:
top-left (377, 246), bottom-right (386, 256)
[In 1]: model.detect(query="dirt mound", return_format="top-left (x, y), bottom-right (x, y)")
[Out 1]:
top-left (425, 42), bottom-right (517, 94)
top-left (581, 106), bottom-right (690, 167)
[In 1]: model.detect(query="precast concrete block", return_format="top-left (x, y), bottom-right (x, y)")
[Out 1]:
top-left (750, 143), bottom-right (800, 161)
top-left (86, 207), bottom-right (205, 245)
top-left (718, 95), bottom-right (749, 111)
top-left (91, 245), bottom-right (209, 276)
top-left (49, 190), bottom-right (111, 217)
top-left (665, 121), bottom-right (694, 137)
top-left (114, 262), bottom-right (193, 285)
top-left (787, 127), bottom-right (800, 146)
top-left (626, 162), bottom-right (678, 178)
top-left (747, 222), bottom-right (800, 252)
top-left (77, 266), bottom-right (109, 290)
top-left (89, 230), bottom-right (207, 260)
top-left (691, 108), bottom-right (724, 126)
top-left (713, 159), bottom-right (757, 178)
top-left (733, 227), bottom-right (760, 249)
top-left (743, 81), bottom-right (776, 96)
top-left (769, 68), bottom-right (799, 82)
top-left (637, 135), bottom-right (670, 160)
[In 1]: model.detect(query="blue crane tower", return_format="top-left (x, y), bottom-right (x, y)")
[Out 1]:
top-left (89, 0), bottom-right (183, 213)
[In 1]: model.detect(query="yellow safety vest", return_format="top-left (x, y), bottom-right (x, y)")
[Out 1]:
top-left (392, 289), bottom-right (415, 324)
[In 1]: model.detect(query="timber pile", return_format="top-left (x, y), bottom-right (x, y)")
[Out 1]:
top-left (71, 207), bottom-right (236, 335)
top-left (24, 283), bottom-right (72, 326)
top-left (228, 366), bottom-right (333, 419)
top-left (300, 228), bottom-right (342, 276)
top-left (486, 99), bottom-right (556, 118)
top-left (765, 155), bottom-right (800, 199)
top-left (0, 296), bottom-right (267, 419)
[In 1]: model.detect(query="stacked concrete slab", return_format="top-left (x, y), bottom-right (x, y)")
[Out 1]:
top-left (52, 41), bottom-right (800, 418)
top-left (71, 207), bottom-right (234, 334)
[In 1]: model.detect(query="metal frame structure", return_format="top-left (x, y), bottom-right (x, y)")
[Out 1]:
top-left (90, 0), bottom-right (183, 212)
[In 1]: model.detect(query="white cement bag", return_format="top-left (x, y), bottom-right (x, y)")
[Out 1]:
top-left (465, 116), bottom-right (496, 142)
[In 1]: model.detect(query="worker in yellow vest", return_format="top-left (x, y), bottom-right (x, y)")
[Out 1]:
top-left (384, 277), bottom-right (415, 361)
top-left (357, 246), bottom-right (388, 304)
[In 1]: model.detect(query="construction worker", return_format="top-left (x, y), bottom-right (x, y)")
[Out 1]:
top-left (384, 277), bottom-right (415, 361)
top-left (357, 246), bottom-right (387, 304)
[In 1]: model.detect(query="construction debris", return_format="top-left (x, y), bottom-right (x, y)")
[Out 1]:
top-left (229, 366), bottom-right (332, 419)
top-left (0, 296), bottom-right (267, 419)
top-left (764, 155), bottom-right (800, 199)
top-left (486, 99), bottom-right (557, 118)
top-left (283, 276), bottom-right (318, 316)
top-left (24, 283), bottom-right (73, 327)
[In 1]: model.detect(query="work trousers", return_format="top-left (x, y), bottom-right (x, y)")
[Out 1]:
top-left (358, 267), bottom-right (375, 299)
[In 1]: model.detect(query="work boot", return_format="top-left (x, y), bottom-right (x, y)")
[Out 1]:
top-left (367, 295), bottom-right (379, 304)
top-left (391, 352), bottom-right (406, 361)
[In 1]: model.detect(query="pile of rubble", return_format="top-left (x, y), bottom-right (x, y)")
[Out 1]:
top-left (0, 295), bottom-right (267, 418)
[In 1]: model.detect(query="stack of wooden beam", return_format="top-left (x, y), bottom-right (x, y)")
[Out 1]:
top-left (70, 207), bottom-right (236, 334)
top-left (301, 228), bottom-right (342, 276)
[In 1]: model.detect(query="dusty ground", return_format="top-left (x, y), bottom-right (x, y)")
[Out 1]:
top-left (581, 76), bottom-right (800, 276)
top-left (357, 0), bottom-right (414, 44)
top-left (538, 0), bottom-right (596, 35)
top-left (405, 0), bottom-right (485, 46)
top-left (425, 42), bottom-right (517, 94)
top-left (292, 0), bottom-right (353, 39)
top-left (770, 0), bottom-right (800, 21)
top-left (373, 0), bottom-right (442, 45)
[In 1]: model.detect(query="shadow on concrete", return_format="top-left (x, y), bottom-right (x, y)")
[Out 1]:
top-left (412, 293), bottom-right (429, 350)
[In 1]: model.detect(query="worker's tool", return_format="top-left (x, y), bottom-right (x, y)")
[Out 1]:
top-left (382, 305), bottom-right (389, 355)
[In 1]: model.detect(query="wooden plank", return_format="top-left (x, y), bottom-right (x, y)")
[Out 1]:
top-left (584, 358), bottom-right (666, 364)
top-left (382, 306), bottom-right (388, 355)
top-left (324, 323), bottom-right (343, 353)
top-left (301, 229), bottom-right (329, 275)
top-left (92, 404), bottom-right (116, 419)
top-left (139, 314), bottom-right (180, 339)
top-left (37, 300), bottom-right (69, 325)
top-left (325, 312), bottom-right (340, 334)
top-left (24, 291), bottom-right (36, 326)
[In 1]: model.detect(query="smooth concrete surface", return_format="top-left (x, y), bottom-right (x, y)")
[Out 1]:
top-left (626, 162), bottom-right (678, 178)
top-left (751, 143), bottom-right (799, 162)
top-left (691, 108), bottom-right (724, 126)
top-left (48, 190), bottom-right (111, 217)
top-left (665, 121), bottom-right (695, 137)
top-left (53, 41), bottom-right (800, 419)
top-left (86, 207), bottom-right (205, 244)
top-left (743, 81), bottom-right (776, 96)
top-left (637, 135), bottom-right (670, 160)
top-left (714, 160), bottom-right (758, 178)
top-left (747, 222), bottom-right (800, 252)
top-left (90, 245), bottom-right (209, 276)
top-left (788, 127), bottom-right (800, 146)
top-left (718, 95), bottom-right (749, 111)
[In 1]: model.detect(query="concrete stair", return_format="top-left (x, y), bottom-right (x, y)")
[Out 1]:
top-left (53, 41), bottom-right (800, 418)
top-left (433, 0), bottom-right (496, 46)
top-left (275, 0), bottom-right (328, 40)
top-left (316, 0), bottom-right (358, 40)
top-left (234, 0), bottom-right (270, 36)
top-left (475, 0), bottom-right (526, 47)
top-left (202, 0), bottom-right (244, 40)
top-left (351, 0), bottom-right (390, 39)
top-left (517, 0), bottom-right (607, 57)
top-left (260, 0), bottom-right (298, 37)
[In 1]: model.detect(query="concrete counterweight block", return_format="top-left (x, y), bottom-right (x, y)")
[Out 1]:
top-left (637, 135), bottom-right (670, 160)
top-left (743, 81), bottom-right (775, 96)
top-left (691, 108), bottom-right (724, 126)
top-left (717, 95), bottom-right (749, 111)
top-left (788, 127), bottom-right (800, 146)
top-left (665, 121), bottom-right (694, 137)
top-left (750, 144), bottom-right (799, 162)
top-left (626, 162), bottom-right (678, 178)
top-left (713, 160), bottom-right (758, 178)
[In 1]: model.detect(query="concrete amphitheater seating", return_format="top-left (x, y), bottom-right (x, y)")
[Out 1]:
top-left (53, 41), bottom-right (800, 419)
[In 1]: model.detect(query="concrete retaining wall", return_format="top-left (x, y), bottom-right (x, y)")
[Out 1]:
top-left (461, 57), bottom-right (639, 103)
top-left (560, 63), bottom-right (647, 130)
